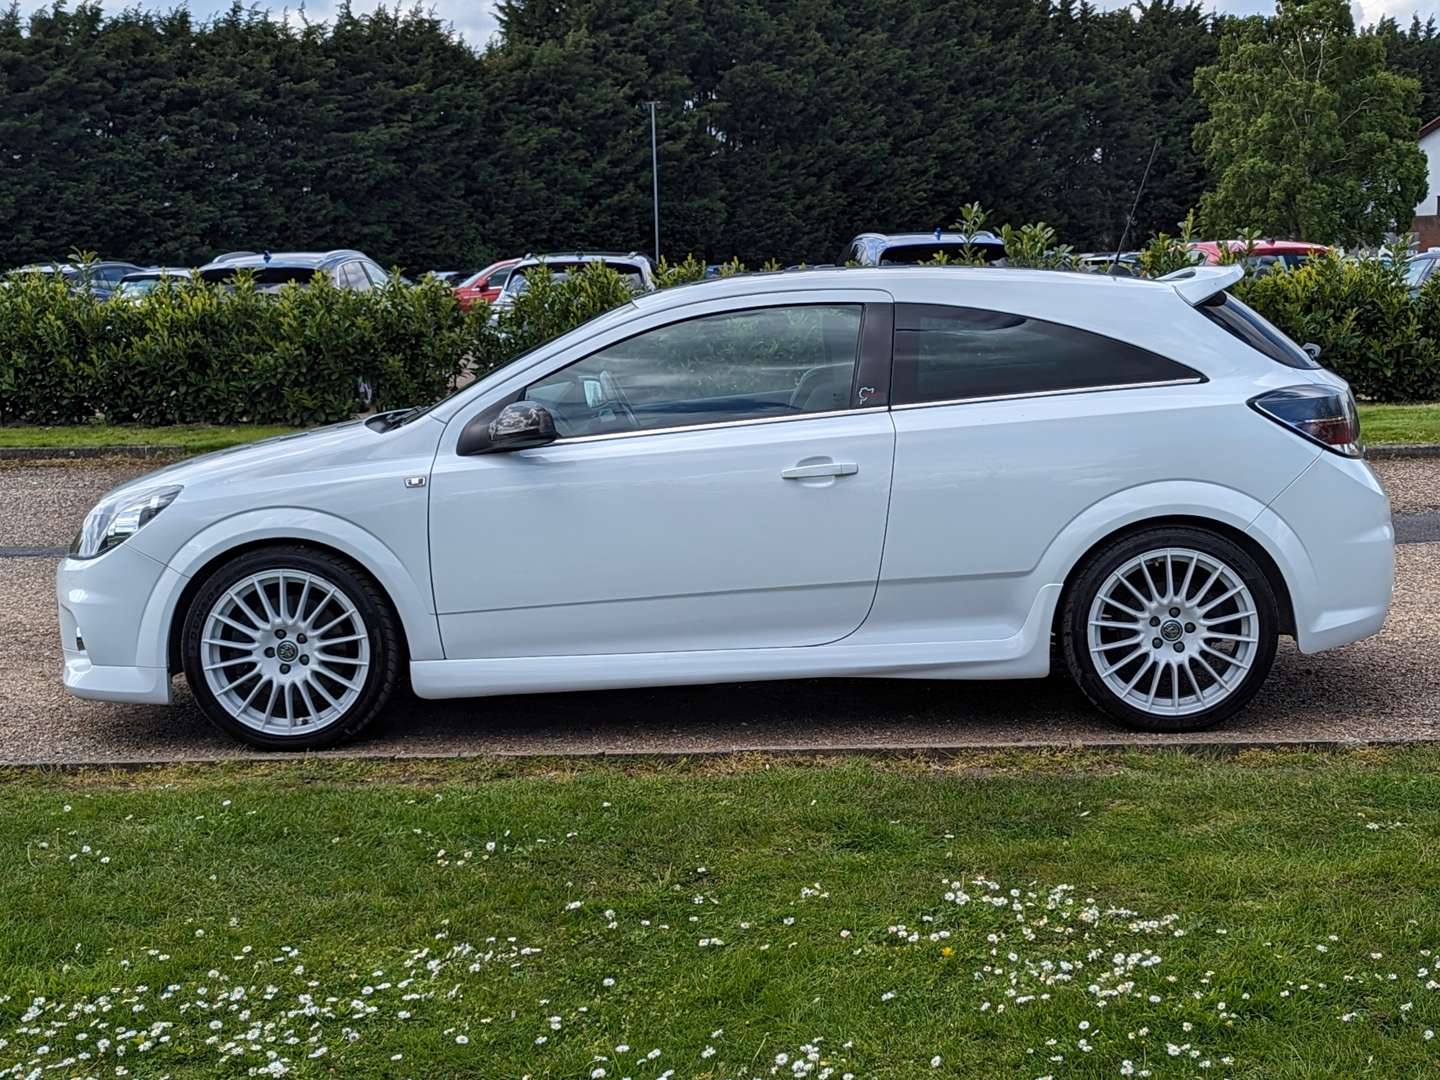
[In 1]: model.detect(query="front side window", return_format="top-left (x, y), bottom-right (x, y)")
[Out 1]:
top-left (524, 304), bottom-right (864, 438)
top-left (892, 303), bottom-right (1199, 406)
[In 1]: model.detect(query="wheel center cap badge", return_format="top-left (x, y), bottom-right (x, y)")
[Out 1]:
top-left (1160, 620), bottom-right (1183, 642)
top-left (276, 641), bottom-right (299, 662)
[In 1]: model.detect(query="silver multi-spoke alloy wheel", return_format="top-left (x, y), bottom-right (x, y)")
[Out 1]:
top-left (1086, 547), bottom-right (1259, 718)
top-left (200, 569), bottom-right (371, 735)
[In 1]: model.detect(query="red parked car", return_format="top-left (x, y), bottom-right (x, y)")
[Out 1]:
top-left (1188, 240), bottom-right (1328, 270)
top-left (453, 258), bottom-right (520, 311)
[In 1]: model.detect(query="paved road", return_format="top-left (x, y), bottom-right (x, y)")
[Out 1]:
top-left (2, 458), bottom-right (1437, 764)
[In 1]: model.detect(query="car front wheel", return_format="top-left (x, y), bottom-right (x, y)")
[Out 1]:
top-left (180, 546), bottom-right (400, 750)
top-left (1062, 527), bottom-right (1279, 733)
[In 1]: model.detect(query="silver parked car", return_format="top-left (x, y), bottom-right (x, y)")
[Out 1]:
top-left (196, 250), bottom-right (391, 294)
top-left (493, 252), bottom-right (656, 311)
top-left (114, 268), bottom-right (194, 300)
top-left (843, 231), bottom-right (1006, 266)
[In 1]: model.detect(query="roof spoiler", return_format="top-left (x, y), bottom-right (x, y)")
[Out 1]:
top-left (1158, 264), bottom-right (1244, 306)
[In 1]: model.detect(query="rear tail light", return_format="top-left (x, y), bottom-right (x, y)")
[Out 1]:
top-left (1250, 385), bottom-right (1362, 457)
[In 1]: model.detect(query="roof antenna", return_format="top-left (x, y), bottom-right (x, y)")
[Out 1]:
top-left (1111, 136), bottom-right (1160, 277)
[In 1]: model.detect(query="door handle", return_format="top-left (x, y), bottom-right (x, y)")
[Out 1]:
top-left (781, 462), bottom-right (859, 480)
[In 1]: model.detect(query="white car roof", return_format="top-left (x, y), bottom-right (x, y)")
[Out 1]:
top-left (630, 265), bottom-right (1219, 317)
top-left (430, 266), bottom-right (1254, 423)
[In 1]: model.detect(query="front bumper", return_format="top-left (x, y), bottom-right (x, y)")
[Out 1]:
top-left (56, 544), bottom-right (178, 705)
top-left (1247, 451), bottom-right (1394, 654)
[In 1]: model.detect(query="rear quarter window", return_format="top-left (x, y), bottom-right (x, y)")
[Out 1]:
top-left (1198, 292), bottom-right (1319, 370)
top-left (892, 303), bottom-right (1201, 405)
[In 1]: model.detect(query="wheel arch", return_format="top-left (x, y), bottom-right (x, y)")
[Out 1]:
top-left (151, 508), bottom-right (441, 676)
top-left (1050, 515), bottom-right (1297, 648)
top-left (165, 537), bottom-right (424, 675)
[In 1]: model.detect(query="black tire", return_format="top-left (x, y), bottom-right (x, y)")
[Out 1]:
top-left (1061, 526), bottom-right (1279, 733)
top-left (180, 545), bottom-right (401, 750)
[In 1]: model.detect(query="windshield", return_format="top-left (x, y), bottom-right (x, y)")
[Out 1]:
top-left (199, 266), bottom-right (325, 293)
top-left (506, 263), bottom-right (646, 294)
top-left (117, 278), bottom-right (163, 296)
top-left (1405, 258), bottom-right (1434, 286)
top-left (117, 275), bottom-right (185, 296)
top-left (10, 267), bottom-right (80, 282)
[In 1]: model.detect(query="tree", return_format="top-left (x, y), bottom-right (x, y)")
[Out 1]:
top-left (1377, 15), bottom-right (1440, 127)
top-left (1193, 0), bottom-right (1426, 246)
top-left (0, 0), bottom-right (1228, 267)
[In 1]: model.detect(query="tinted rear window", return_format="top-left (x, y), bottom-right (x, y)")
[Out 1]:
top-left (1198, 292), bottom-right (1318, 369)
top-left (878, 243), bottom-right (1005, 266)
top-left (892, 303), bottom-right (1200, 405)
top-left (200, 266), bottom-right (324, 291)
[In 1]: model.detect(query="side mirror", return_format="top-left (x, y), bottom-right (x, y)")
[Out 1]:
top-left (1302, 342), bottom-right (1323, 362)
top-left (483, 401), bottom-right (558, 452)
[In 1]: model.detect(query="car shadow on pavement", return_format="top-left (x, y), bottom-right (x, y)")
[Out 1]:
top-left (13, 634), bottom-right (1436, 763)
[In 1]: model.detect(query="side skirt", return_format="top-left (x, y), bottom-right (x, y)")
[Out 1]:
top-left (410, 585), bottom-right (1060, 700)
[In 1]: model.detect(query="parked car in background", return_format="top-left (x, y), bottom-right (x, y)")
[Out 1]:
top-left (1189, 240), bottom-right (1326, 270)
top-left (7, 261), bottom-right (144, 299)
top-left (57, 263), bottom-right (1390, 750)
top-left (844, 231), bottom-right (1006, 266)
top-left (1400, 248), bottom-right (1440, 295)
top-left (493, 252), bottom-right (655, 311)
top-left (452, 258), bottom-right (521, 311)
top-left (197, 250), bottom-right (391, 293)
top-left (426, 270), bottom-right (468, 287)
top-left (1076, 252), bottom-right (1141, 275)
top-left (114, 268), bottom-right (193, 300)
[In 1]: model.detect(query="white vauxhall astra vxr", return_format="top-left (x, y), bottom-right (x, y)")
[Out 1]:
top-left (57, 265), bottom-right (1393, 750)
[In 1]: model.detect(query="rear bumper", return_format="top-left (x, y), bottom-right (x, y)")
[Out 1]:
top-left (56, 545), bottom-right (176, 705)
top-left (1248, 452), bottom-right (1394, 654)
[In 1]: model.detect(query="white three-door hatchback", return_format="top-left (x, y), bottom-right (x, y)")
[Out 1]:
top-left (57, 265), bottom-right (1393, 749)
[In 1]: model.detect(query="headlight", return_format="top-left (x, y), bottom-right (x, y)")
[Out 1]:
top-left (70, 485), bottom-right (182, 560)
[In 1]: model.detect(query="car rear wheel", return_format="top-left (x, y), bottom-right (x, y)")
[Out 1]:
top-left (181, 546), bottom-right (400, 750)
top-left (1062, 527), bottom-right (1278, 732)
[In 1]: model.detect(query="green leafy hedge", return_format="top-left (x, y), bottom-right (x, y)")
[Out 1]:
top-left (1234, 254), bottom-right (1440, 402)
top-left (4, 249), bottom-right (1440, 426)
top-left (0, 271), bottom-right (484, 425)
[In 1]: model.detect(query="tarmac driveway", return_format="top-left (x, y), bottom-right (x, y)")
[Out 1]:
top-left (2, 457), bottom-right (1437, 763)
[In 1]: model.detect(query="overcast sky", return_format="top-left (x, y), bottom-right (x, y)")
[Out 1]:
top-left (65, 0), bottom-right (1440, 51)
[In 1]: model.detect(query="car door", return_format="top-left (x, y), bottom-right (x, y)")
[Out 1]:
top-left (428, 294), bottom-right (895, 659)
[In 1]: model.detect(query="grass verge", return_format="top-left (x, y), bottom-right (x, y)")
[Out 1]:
top-left (1358, 403), bottom-right (1440, 445)
top-left (0, 406), bottom-right (1436, 455)
top-left (2, 749), bottom-right (1439, 1077)
top-left (0, 423), bottom-right (300, 453)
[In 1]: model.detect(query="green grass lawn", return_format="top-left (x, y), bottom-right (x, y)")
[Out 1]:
top-left (0, 423), bottom-right (300, 453)
top-left (0, 406), bottom-right (1436, 455)
top-left (1358, 404), bottom-right (1440, 446)
top-left (2, 750), bottom-right (1439, 1078)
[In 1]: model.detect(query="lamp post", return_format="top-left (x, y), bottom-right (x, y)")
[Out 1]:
top-left (645, 100), bottom-right (660, 264)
